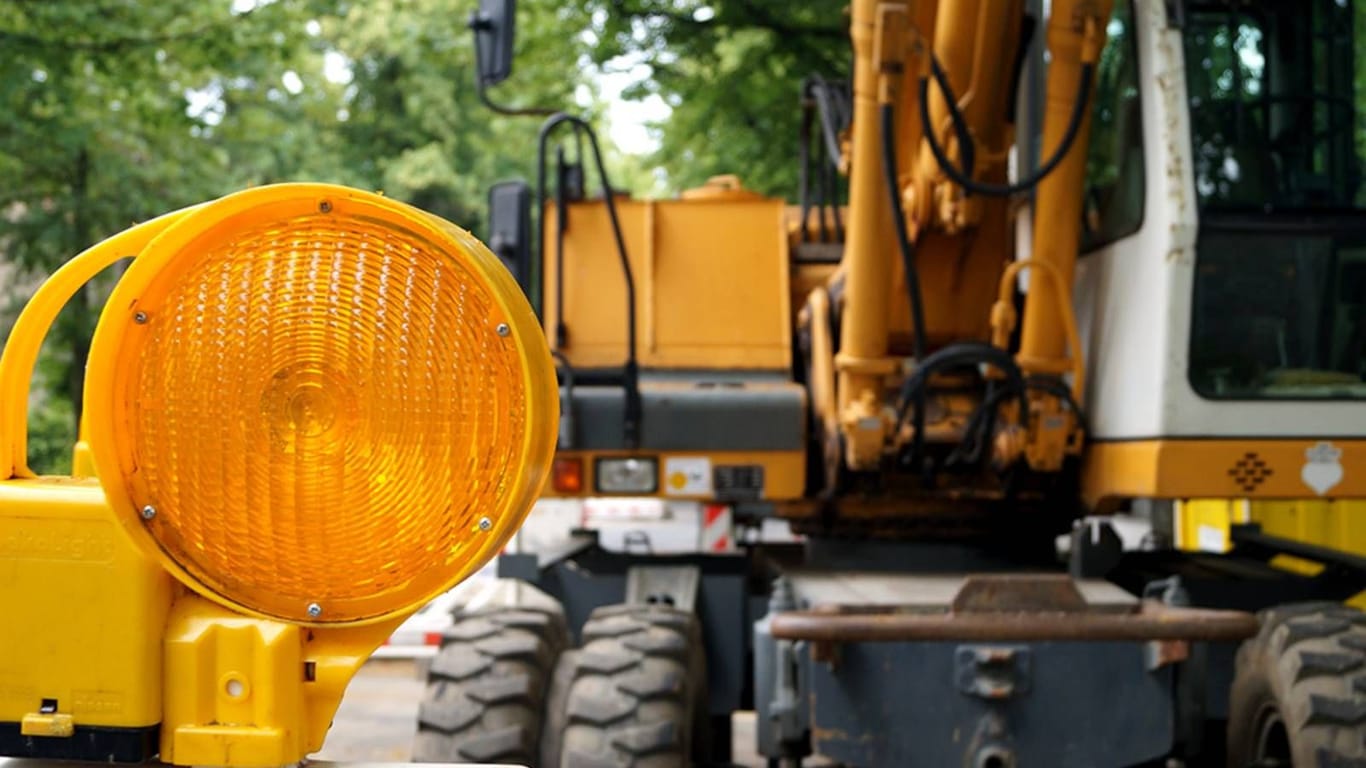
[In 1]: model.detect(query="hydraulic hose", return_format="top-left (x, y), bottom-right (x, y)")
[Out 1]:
top-left (1021, 375), bottom-right (1087, 437)
top-left (880, 100), bottom-right (934, 472)
top-left (920, 56), bottom-right (1095, 198)
top-left (949, 375), bottom-right (1087, 469)
top-left (897, 342), bottom-right (1030, 470)
top-left (879, 103), bottom-right (928, 366)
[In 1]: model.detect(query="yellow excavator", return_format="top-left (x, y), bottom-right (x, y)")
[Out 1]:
top-left (2, 0), bottom-right (1364, 766)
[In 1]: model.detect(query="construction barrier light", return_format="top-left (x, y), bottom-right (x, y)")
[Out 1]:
top-left (82, 184), bottom-right (557, 624)
top-left (0, 183), bottom-right (555, 765)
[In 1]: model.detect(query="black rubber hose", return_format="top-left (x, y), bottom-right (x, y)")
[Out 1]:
top-left (950, 375), bottom-right (1087, 469)
top-left (897, 342), bottom-right (1029, 470)
top-left (1023, 375), bottom-right (1088, 438)
top-left (949, 380), bottom-right (1012, 467)
top-left (932, 60), bottom-right (976, 178)
top-left (920, 56), bottom-right (1095, 197)
top-left (811, 74), bottom-right (849, 169)
top-left (879, 103), bottom-right (928, 366)
top-left (799, 97), bottom-right (813, 242)
top-left (895, 341), bottom-right (1027, 415)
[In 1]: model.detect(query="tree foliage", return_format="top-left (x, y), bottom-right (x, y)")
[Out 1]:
top-left (583, 0), bottom-right (849, 196)
top-left (0, 0), bottom-right (585, 473)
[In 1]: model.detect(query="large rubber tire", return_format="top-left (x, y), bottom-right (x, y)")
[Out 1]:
top-left (541, 649), bottom-right (581, 768)
top-left (1228, 602), bottom-right (1366, 768)
top-left (414, 605), bottom-right (569, 766)
top-left (559, 604), bottom-right (708, 768)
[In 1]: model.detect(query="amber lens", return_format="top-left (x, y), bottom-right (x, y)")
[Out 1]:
top-left (86, 186), bottom-right (554, 624)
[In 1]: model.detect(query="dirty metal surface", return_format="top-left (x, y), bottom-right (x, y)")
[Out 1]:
top-left (786, 571), bottom-right (1137, 611)
top-left (951, 573), bottom-right (1092, 612)
top-left (774, 574), bottom-right (1258, 643)
top-left (806, 640), bottom-right (1176, 767)
top-left (772, 599), bottom-right (1257, 642)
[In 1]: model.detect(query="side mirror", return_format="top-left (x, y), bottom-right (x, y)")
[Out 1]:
top-left (469, 0), bottom-right (516, 86)
top-left (488, 180), bottom-right (532, 293)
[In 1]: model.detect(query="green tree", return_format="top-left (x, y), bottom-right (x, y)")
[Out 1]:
top-left (0, 0), bottom-right (346, 472)
top-left (0, 0), bottom-right (595, 473)
top-left (329, 0), bottom-right (591, 225)
top-left (583, 0), bottom-right (849, 196)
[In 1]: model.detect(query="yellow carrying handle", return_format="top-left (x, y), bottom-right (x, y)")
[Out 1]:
top-left (0, 209), bottom-right (193, 480)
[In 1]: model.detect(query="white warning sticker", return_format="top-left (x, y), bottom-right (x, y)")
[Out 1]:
top-left (664, 457), bottom-right (712, 496)
top-left (1302, 441), bottom-right (1344, 496)
top-left (1196, 525), bottom-right (1228, 553)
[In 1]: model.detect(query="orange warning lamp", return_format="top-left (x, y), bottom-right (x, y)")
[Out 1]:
top-left (84, 183), bottom-right (558, 625)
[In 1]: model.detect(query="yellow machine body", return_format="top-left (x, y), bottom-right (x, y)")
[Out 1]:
top-left (534, 0), bottom-right (1364, 540)
top-left (1175, 499), bottom-right (1366, 610)
top-left (0, 183), bottom-right (555, 766)
top-left (1083, 439), bottom-right (1366, 510)
top-left (543, 448), bottom-right (807, 502)
top-left (1176, 499), bottom-right (1366, 559)
top-left (536, 0), bottom-right (1109, 523)
top-left (544, 179), bottom-right (792, 371)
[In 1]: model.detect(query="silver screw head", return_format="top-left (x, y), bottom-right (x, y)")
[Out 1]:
top-left (478, 516), bottom-right (493, 532)
top-left (495, 323), bottom-right (511, 337)
top-left (134, 311), bottom-right (148, 324)
top-left (140, 505), bottom-right (156, 520)
top-left (307, 603), bottom-right (322, 618)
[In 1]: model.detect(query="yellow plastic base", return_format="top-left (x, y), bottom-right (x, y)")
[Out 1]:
top-left (161, 595), bottom-right (401, 767)
top-left (0, 478), bottom-right (171, 730)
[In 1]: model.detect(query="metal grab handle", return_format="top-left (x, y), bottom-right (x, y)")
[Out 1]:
top-left (0, 208), bottom-right (192, 479)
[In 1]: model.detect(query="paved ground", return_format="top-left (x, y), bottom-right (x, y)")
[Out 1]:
top-left (315, 659), bottom-right (767, 766)
top-left (316, 660), bottom-right (426, 763)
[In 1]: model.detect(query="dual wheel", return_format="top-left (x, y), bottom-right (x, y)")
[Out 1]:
top-left (414, 600), bottom-right (708, 768)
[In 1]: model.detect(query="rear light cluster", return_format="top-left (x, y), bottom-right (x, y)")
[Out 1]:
top-left (551, 456), bottom-right (661, 494)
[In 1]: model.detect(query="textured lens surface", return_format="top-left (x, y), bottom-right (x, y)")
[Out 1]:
top-left (127, 209), bottom-right (528, 622)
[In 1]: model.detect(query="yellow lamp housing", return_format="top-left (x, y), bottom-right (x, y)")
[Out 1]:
top-left (0, 183), bottom-right (556, 766)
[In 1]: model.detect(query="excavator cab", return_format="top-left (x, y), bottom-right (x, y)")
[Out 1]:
top-left (1078, 0), bottom-right (1366, 506)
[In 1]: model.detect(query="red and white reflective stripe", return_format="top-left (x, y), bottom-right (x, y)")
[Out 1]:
top-left (382, 632), bottom-right (444, 647)
top-left (701, 504), bottom-right (733, 552)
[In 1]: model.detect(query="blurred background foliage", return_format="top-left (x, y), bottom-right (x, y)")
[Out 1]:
top-left (0, 0), bottom-right (848, 474)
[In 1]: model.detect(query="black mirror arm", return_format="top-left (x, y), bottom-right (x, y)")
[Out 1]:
top-left (469, 12), bottom-right (556, 118)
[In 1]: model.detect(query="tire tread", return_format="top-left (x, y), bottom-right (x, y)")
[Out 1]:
top-left (559, 605), bottom-right (704, 768)
top-left (414, 604), bottom-right (568, 765)
top-left (1229, 604), bottom-right (1366, 767)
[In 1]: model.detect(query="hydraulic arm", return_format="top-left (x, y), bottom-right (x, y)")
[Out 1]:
top-left (829, 0), bottom-right (1111, 488)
